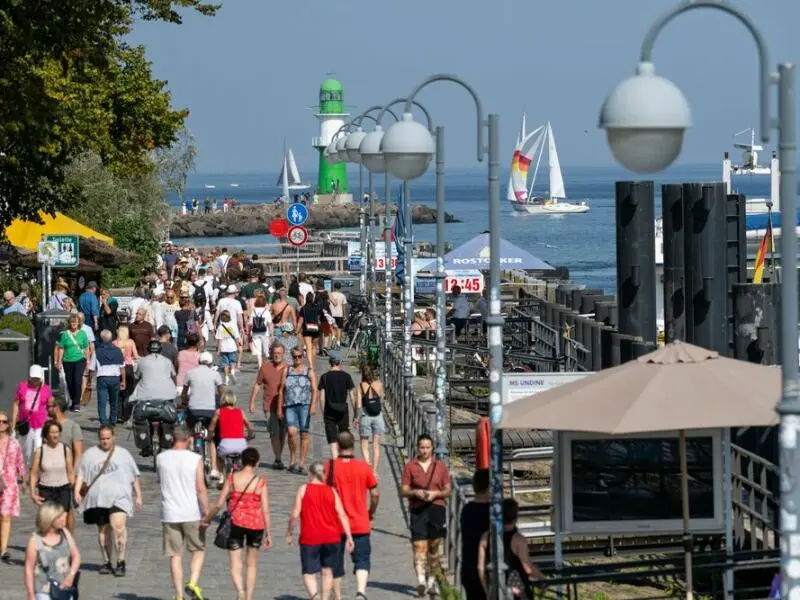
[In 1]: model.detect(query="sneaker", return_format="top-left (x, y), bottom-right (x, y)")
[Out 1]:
top-left (114, 560), bottom-right (126, 577)
top-left (229, 370), bottom-right (238, 385)
top-left (0, 552), bottom-right (10, 564)
top-left (70, 407), bottom-right (81, 413)
top-left (416, 582), bottom-right (427, 597)
top-left (99, 562), bottom-right (115, 575)
top-left (185, 580), bottom-right (204, 600)
top-left (272, 459), bottom-right (285, 470)
top-left (296, 466), bottom-right (307, 475)
top-left (224, 375), bottom-right (230, 386)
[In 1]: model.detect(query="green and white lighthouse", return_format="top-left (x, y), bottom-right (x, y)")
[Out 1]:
top-left (312, 78), bottom-right (349, 194)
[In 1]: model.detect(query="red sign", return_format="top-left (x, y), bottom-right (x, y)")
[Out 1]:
top-left (287, 225), bottom-right (309, 248)
top-left (269, 218), bottom-right (289, 238)
top-left (445, 274), bottom-right (484, 293)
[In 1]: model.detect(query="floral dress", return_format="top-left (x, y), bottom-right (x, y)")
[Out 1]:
top-left (0, 437), bottom-right (26, 517)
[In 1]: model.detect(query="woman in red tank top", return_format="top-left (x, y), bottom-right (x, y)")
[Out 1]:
top-left (202, 447), bottom-right (271, 600)
top-left (208, 392), bottom-right (254, 479)
top-left (287, 461), bottom-right (354, 599)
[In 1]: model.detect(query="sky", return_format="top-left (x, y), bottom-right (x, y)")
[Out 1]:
top-left (130, 0), bottom-right (799, 174)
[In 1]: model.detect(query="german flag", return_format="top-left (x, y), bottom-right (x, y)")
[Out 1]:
top-left (752, 214), bottom-right (774, 284)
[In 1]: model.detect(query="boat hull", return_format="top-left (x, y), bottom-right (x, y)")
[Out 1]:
top-left (510, 200), bottom-right (590, 215)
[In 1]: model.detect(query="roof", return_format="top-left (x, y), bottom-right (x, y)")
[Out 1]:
top-left (4, 212), bottom-right (113, 251)
top-left (320, 78), bottom-right (343, 92)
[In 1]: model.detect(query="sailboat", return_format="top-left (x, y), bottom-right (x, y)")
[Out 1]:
top-left (508, 121), bottom-right (589, 215)
top-left (276, 148), bottom-right (311, 191)
top-left (506, 114), bottom-right (527, 203)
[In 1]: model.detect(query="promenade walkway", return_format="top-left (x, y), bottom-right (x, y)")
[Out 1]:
top-left (3, 353), bottom-right (417, 599)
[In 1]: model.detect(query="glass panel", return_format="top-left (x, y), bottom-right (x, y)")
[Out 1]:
top-left (570, 436), bottom-right (715, 521)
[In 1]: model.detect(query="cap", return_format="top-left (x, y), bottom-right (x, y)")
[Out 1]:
top-left (199, 351), bottom-right (214, 364)
top-left (147, 339), bottom-right (163, 354)
top-left (29, 364), bottom-right (44, 379)
top-left (226, 285), bottom-right (238, 294)
top-left (327, 351), bottom-right (342, 363)
top-left (87, 281), bottom-right (98, 289)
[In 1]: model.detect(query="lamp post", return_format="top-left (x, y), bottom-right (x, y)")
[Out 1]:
top-left (380, 74), bottom-right (506, 600)
top-left (598, 3), bottom-right (796, 599)
top-left (362, 99), bottom-right (433, 403)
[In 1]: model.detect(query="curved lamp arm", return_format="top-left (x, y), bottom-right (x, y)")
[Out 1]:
top-left (375, 98), bottom-right (433, 131)
top-left (640, 0), bottom-right (772, 142)
top-left (404, 73), bottom-right (485, 162)
top-left (330, 112), bottom-right (381, 144)
top-left (353, 105), bottom-right (398, 127)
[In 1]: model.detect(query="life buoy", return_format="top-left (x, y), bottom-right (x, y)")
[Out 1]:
top-left (475, 417), bottom-right (490, 469)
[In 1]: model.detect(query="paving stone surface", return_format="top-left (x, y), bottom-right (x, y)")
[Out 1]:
top-left (3, 351), bottom-right (418, 599)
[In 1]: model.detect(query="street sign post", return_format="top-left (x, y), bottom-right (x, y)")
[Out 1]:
top-left (288, 225), bottom-right (309, 248)
top-left (45, 235), bottom-right (79, 268)
top-left (287, 203), bottom-right (309, 226)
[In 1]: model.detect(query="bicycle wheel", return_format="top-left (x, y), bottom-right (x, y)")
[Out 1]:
top-left (203, 438), bottom-right (212, 487)
top-left (151, 425), bottom-right (161, 471)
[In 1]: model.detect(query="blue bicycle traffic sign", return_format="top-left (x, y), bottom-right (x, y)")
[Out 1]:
top-left (287, 203), bottom-right (308, 226)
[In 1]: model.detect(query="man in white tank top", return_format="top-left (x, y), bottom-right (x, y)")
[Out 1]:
top-left (157, 425), bottom-right (209, 600)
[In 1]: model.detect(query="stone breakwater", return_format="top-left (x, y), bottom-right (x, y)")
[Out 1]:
top-left (168, 202), bottom-right (460, 238)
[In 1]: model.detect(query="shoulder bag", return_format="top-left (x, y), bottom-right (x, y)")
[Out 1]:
top-left (214, 474), bottom-right (258, 549)
top-left (415, 460), bottom-right (440, 505)
top-left (15, 385), bottom-right (43, 438)
top-left (35, 533), bottom-right (80, 599)
top-left (79, 447), bottom-right (115, 498)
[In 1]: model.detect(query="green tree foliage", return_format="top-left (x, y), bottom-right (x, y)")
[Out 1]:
top-left (0, 0), bottom-right (216, 229)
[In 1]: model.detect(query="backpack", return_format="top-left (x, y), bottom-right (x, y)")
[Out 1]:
top-left (362, 382), bottom-right (382, 417)
top-left (192, 283), bottom-right (207, 310)
top-left (252, 308), bottom-right (268, 334)
top-left (187, 315), bottom-right (199, 335)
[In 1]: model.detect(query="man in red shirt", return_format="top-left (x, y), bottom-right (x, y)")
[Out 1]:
top-left (401, 434), bottom-right (452, 597)
top-left (248, 343), bottom-right (288, 469)
top-left (327, 431), bottom-right (379, 599)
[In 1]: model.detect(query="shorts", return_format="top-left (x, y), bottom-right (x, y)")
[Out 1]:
top-left (267, 412), bottom-right (287, 440)
top-left (302, 329), bottom-right (321, 340)
top-left (228, 525), bottom-right (264, 550)
top-left (219, 352), bottom-right (238, 368)
top-left (218, 437), bottom-right (248, 456)
top-left (38, 484), bottom-right (73, 512)
top-left (300, 542), bottom-right (343, 575)
top-left (323, 409), bottom-right (350, 444)
top-left (334, 317), bottom-right (344, 329)
top-left (333, 533), bottom-right (371, 577)
top-left (284, 404), bottom-right (311, 433)
top-left (409, 504), bottom-right (447, 542)
top-left (163, 521), bottom-right (205, 556)
top-left (187, 408), bottom-right (215, 429)
top-left (84, 506), bottom-right (126, 526)
top-left (359, 412), bottom-right (386, 438)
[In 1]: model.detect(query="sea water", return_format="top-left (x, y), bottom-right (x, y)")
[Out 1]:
top-left (173, 164), bottom-right (777, 293)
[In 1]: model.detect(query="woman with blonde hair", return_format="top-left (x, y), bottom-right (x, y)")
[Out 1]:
top-left (208, 393), bottom-right (254, 481)
top-left (113, 324), bottom-right (138, 423)
top-left (0, 409), bottom-right (26, 563)
top-left (54, 314), bottom-right (90, 412)
top-left (24, 502), bottom-right (81, 600)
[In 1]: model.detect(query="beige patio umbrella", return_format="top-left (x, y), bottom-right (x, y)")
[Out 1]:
top-left (499, 341), bottom-right (780, 600)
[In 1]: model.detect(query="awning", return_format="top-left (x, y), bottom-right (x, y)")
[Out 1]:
top-left (422, 233), bottom-right (554, 271)
top-left (4, 212), bottom-right (113, 251)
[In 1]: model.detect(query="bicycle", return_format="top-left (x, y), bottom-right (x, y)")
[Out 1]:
top-left (219, 452), bottom-right (243, 489)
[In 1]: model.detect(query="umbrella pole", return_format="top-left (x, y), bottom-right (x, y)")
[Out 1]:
top-left (680, 429), bottom-right (694, 600)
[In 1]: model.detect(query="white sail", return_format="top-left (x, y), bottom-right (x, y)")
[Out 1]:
top-left (281, 155), bottom-right (290, 202)
top-left (547, 123), bottom-right (566, 201)
top-left (277, 149), bottom-right (311, 190)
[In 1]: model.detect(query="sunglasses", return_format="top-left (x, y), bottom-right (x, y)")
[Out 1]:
top-left (0, 420), bottom-right (8, 424)
top-left (292, 354), bottom-right (303, 359)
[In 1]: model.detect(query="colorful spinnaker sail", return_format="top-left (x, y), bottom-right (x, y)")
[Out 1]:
top-left (510, 126), bottom-right (545, 202)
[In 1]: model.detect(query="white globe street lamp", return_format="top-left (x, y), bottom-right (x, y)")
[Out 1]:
top-left (326, 141), bottom-right (342, 165)
top-left (598, 62), bottom-right (691, 173)
top-left (359, 126), bottom-right (386, 174)
top-left (335, 135), bottom-right (350, 163)
top-left (381, 112), bottom-right (435, 181)
top-left (344, 128), bottom-right (367, 164)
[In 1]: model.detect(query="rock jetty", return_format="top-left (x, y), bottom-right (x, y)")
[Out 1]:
top-left (168, 202), bottom-right (460, 238)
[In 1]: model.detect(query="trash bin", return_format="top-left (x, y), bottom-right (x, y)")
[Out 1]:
top-left (0, 329), bottom-right (32, 415)
top-left (34, 310), bottom-right (70, 391)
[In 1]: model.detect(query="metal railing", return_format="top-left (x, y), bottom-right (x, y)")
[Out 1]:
top-left (731, 442), bottom-right (779, 550)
